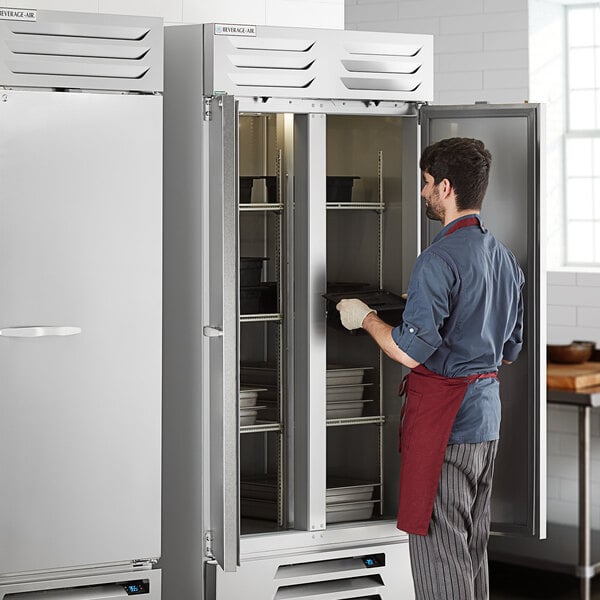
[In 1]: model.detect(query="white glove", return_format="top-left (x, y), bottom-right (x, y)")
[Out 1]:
top-left (336, 298), bottom-right (377, 330)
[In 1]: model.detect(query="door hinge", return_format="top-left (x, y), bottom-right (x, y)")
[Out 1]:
top-left (416, 101), bottom-right (427, 125)
top-left (205, 530), bottom-right (215, 559)
top-left (204, 97), bottom-right (212, 121)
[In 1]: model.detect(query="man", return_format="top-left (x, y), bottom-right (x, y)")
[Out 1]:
top-left (336, 137), bottom-right (524, 600)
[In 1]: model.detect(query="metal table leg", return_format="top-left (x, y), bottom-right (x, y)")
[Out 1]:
top-left (578, 405), bottom-right (592, 600)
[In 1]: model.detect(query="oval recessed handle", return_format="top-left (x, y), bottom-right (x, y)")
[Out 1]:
top-left (203, 326), bottom-right (224, 338)
top-left (0, 326), bottom-right (82, 338)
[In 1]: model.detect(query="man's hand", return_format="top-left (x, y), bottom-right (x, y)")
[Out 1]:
top-left (336, 298), bottom-right (377, 330)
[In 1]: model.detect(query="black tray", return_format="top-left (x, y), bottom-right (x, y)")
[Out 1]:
top-left (240, 257), bottom-right (269, 286)
top-left (323, 289), bottom-right (406, 333)
top-left (326, 176), bottom-right (360, 203)
top-left (241, 282), bottom-right (278, 315)
top-left (240, 176), bottom-right (277, 204)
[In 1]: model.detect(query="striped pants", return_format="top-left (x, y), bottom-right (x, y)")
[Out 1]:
top-left (408, 441), bottom-right (499, 600)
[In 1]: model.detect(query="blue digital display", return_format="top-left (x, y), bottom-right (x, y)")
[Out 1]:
top-left (123, 581), bottom-right (148, 595)
top-left (362, 555), bottom-right (381, 568)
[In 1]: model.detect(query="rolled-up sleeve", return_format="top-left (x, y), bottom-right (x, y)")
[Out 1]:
top-left (502, 268), bottom-right (525, 362)
top-left (391, 251), bottom-right (457, 364)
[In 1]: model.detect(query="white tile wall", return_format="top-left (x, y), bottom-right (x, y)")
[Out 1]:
top-left (440, 11), bottom-right (528, 35)
top-left (435, 32), bottom-right (483, 54)
top-left (265, 0), bottom-right (344, 28)
top-left (345, 1), bottom-right (397, 23)
top-left (100, 0), bottom-right (182, 22)
top-left (484, 29), bottom-right (528, 51)
top-left (10, 0), bottom-right (99, 11)
top-left (182, 0), bottom-right (266, 25)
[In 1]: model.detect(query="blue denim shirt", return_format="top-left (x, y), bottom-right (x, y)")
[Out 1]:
top-left (391, 214), bottom-right (524, 444)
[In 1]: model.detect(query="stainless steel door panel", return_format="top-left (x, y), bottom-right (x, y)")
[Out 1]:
top-left (293, 114), bottom-right (327, 532)
top-left (207, 95), bottom-right (239, 571)
top-left (0, 90), bottom-right (162, 573)
top-left (420, 105), bottom-right (545, 538)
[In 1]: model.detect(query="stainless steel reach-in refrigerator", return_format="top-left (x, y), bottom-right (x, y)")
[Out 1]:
top-left (0, 10), bottom-right (163, 600)
top-left (163, 23), bottom-right (546, 600)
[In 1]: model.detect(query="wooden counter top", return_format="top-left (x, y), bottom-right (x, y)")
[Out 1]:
top-left (547, 362), bottom-right (600, 391)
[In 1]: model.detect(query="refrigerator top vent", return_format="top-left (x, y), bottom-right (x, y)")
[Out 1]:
top-left (0, 10), bottom-right (163, 93)
top-left (204, 24), bottom-right (432, 102)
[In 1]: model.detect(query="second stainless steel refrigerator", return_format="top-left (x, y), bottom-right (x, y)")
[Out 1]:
top-left (0, 10), bottom-right (163, 600)
top-left (163, 23), bottom-right (545, 600)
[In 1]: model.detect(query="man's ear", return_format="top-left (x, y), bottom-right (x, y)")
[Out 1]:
top-left (439, 178), bottom-right (453, 199)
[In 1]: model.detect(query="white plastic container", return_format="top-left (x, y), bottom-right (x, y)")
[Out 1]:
top-left (326, 500), bottom-right (376, 523)
top-left (326, 383), bottom-right (371, 402)
top-left (326, 365), bottom-right (368, 386)
top-left (240, 405), bottom-right (266, 426)
top-left (239, 386), bottom-right (267, 408)
top-left (326, 398), bottom-right (372, 419)
top-left (326, 480), bottom-right (376, 504)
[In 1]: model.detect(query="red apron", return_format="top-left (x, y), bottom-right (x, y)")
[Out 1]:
top-left (396, 365), bottom-right (497, 535)
top-left (396, 214), bottom-right (495, 536)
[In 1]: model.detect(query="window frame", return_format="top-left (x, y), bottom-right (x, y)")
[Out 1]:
top-left (563, 3), bottom-right (600, 267)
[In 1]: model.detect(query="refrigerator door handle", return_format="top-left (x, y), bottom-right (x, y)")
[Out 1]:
top-left (0, 326), bottom-right (82, 337)
top-left (203, 325), bottom-right (224, 338)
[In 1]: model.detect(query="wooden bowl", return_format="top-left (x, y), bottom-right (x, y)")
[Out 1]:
top-left (547, 343), bottom-right (593, 364)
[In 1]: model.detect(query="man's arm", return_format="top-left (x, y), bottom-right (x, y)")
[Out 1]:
top-left (362, 312), bottom-right (420, 369)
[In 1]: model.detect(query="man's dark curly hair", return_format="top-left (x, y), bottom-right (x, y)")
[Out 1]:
top-left (419, 137), bottom-right (492, 211)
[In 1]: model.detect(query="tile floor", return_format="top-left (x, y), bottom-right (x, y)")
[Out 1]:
top-left (489, 562), bottom-right (600, 599)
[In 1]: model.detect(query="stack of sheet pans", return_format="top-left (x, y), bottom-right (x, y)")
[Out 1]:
top-left (326, 365), bottom-right (373, 418)
top-left (326, 478), bottom-right (378, 523)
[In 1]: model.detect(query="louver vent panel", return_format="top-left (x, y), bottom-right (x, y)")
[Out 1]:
top-left (0, 10), bottom-right (162, 92)
top-left (341, 77), bottom-right (421, 93)
top-left (230, 72), bottom-right (315, 89)
top-left (274, 575), bottom-right (385, 599)
top-left (209, 31), bottom-right (317, 91)
top-left (229, 37), bottom-right (315, 52)
top-left (7, 58), bottom-right (150, 80)
top-left (209, 540), bottom-right (413, 599)
top-left (207, 24), bottom-right (432, 102)
top-left (341, 60), bottom-right (421, 75)
top-left (230, 53), bottom-right (314, 70)
top-left (8, 38), bottom-right (151, 60)
top-left (344, 42), bottom-right (422, 57)
top-left (8, 21), bottom-right (150, 41)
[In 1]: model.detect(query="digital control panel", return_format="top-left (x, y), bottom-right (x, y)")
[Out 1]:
top-left (123, 580), bottom-right (149, 595)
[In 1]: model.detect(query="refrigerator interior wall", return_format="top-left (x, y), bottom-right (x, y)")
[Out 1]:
top-left (237, 112), bottom-right (417, 533)
top-left (238, 114), bottom-right (288, 534)
top-left (325, 115), bottom-right (408, 524)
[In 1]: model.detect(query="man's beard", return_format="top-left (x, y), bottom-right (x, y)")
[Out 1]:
top-left (425, 192), bottom-right (443, 222)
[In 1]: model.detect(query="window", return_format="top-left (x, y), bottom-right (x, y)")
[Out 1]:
top-left (565, 4), bottom-right (600, 265)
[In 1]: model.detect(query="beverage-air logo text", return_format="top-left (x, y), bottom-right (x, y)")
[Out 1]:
top-left (215, 23), bottom-right (256, 37)
top-left (0, 8), bottom-right (37, 21)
